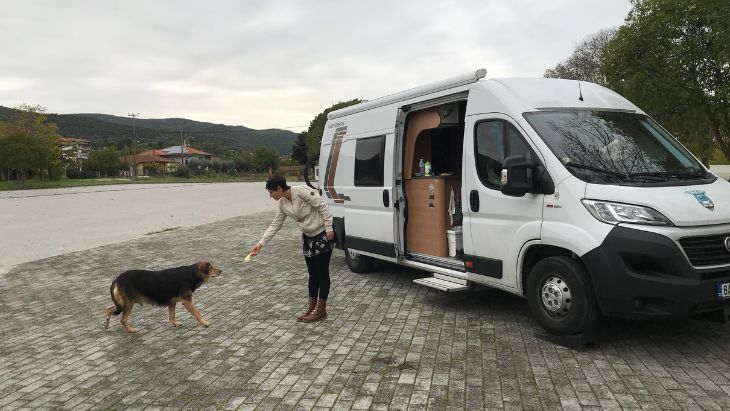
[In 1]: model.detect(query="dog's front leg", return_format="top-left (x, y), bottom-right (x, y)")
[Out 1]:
top-left (168, 303), bottom-right (182, 327)
top-left (181, 299), bottom-right (209, 327)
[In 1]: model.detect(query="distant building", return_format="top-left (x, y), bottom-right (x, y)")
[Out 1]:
top-left (119, 144), bottom-right (214, 177)
top-left (60, 137), bottom-right (90, 170)
top-left (120, 150), bottom-right (177, 177)
top-left (137, 144), bottom-right (215, 164)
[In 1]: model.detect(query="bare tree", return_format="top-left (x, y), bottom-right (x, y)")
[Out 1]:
top-left (544, 28), bottom-right (616, 86)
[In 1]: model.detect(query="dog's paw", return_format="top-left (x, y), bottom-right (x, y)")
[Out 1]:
top-left (171, 320), bottom-right (182, 327)
top-left (201, 320), bottom-right (210, 327)
top-left (125, 327), bottom-right (139, 333)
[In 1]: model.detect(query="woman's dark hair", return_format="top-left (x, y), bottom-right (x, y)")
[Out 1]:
top-left (265, 175), bottom-right (290, 191)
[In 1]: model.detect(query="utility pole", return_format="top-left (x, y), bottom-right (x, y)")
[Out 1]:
top-left (179, 122), bottom-right (185, 166)
top-left (128, 113), bottom-right (139, 178)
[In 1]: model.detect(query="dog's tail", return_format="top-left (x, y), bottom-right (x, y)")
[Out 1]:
top-left (104, 281), bottom-right (124, 329)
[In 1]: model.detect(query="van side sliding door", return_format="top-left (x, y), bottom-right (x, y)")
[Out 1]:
top-left (342, 133), bottom-right (398, 261)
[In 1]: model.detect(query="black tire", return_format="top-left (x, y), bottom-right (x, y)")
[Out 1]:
top-left (344, 246), bottom-right (374, 273)
top-left (526, 256), bottom-right (599, 336)
top-left (304, 155), bottom-right (319, 190)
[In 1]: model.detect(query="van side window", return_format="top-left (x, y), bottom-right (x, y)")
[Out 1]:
top-left (354, 135), bottom-right (385, 186)
top-left (475, 120), bottom-right (534, 189)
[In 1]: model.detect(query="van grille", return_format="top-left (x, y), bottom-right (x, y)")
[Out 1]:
top-left (679, 234), bottom-right (730, 267)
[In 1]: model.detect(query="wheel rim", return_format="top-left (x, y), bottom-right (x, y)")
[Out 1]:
top-left (348, 250), bottom-right (359, 262)
top-left (540, 274), bottom-right (572, 317)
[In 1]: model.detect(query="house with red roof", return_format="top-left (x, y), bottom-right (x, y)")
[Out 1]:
top-left (136, 144), bottom-right (215, 164)
top-left (120, 144), bottom-right (215, 176)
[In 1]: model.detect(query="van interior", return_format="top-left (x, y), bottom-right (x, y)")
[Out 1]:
top-left (401, 101), bottom-right (466, 266)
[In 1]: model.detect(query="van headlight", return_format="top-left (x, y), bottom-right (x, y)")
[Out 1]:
top-left (581, 200), bottom-right (673, 226)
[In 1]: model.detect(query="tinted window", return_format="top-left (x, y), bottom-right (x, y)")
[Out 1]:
top-left (475, 120), bottom-right (534, 189)
top-left (354, 135), bottom-right (385, 186)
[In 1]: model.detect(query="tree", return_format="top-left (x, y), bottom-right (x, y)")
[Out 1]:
top-left (252, 146), bottom-right (280, 172)
top-left (544, 28), bottom-right (616, 86)
top-left (0, 132), bottom-right (53, 184)
top-left (0, 104), bottom-right (62, 178)
top-left (602, 0), bottom-right (730, 164)
top-left (304, 99), bottom-right (363, 158)
top-left (291, 131), bottom-right (308, 165)
top-left (85, 147), bottom-right (122, 177)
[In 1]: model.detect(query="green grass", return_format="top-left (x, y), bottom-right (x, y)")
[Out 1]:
top-left (711, 149), bottom-right (730, 165)
top-left (0, 178), bottom-right (132, 190)
top-left (0, 174), bottom-right (274, 191)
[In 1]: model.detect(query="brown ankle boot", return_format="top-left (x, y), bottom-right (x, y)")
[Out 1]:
top-left (301, 299), bottom-right (327, 322)
top-left (297, 297), bottom-right (317, 322)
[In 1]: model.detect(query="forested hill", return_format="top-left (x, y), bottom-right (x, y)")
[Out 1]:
top-left (0, 106), bottom-right (298, 155)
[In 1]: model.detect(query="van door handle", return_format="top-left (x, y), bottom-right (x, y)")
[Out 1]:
top-left (470, 190), bottom-right (479, 212)
top-left (383, 189), bottom-right (390, 208)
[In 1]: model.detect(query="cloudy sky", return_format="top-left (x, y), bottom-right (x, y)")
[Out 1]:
top-left (1, 1), bottom-right (631, 131)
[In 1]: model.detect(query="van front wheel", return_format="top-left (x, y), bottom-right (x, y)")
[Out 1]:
top-left (345, 247), bottom-right (374, 273)
top-left (527, 256), bottom-right (599, 336)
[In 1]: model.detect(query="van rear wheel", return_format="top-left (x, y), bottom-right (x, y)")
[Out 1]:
top-left (527, 256), bottom-right (599, 336)
top-left (345, 247), bottom-right (374, 273)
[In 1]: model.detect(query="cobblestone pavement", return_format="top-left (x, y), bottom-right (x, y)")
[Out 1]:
top-left (1, 212), bottom-right (730, 410)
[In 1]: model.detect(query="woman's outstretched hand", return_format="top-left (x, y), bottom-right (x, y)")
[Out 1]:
top-left (326, 230), bottom-right (334, 241)
top-left (250, 243), bottom-right (262, 256)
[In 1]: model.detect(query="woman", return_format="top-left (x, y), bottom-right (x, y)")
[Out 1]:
top-left (249, 175), bottom-right (336, 322)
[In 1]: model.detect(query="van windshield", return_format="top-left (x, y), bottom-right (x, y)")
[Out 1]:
top-left (523, 111), bottom-right (711, 185)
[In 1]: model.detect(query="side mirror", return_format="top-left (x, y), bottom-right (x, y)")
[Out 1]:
top-left (500, 155), bottom-right (535, 197)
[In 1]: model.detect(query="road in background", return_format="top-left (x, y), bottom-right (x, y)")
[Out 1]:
top-left (0, 182), bottom-right (297, 274)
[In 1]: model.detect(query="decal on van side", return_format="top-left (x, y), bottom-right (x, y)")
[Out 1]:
top-left (324, 126), bottom-right (347, 204)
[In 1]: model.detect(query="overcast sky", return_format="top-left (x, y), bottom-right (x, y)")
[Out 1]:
top-left (1, 0), bottom-right (632, 131)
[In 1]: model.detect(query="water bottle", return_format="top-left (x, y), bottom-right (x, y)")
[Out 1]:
top-left (418, 158), bottom-right (425, 175)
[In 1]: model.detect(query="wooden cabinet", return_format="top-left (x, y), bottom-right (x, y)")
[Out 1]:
top-left (405, 177), bottom-right (460, 256)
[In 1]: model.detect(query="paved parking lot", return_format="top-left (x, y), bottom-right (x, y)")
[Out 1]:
top-left (1, 212), bottom-right (730, 410)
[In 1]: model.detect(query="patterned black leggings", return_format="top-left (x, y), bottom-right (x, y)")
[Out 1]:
top-left (304, 250), bottom-right (332, 300)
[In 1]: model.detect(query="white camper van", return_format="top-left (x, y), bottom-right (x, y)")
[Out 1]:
top-left (307, 68), bottom-right (730, 336)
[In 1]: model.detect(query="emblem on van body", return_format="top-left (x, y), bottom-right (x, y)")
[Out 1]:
top-left (685, 190), bottom-right (714, 210)
top-left (724, 237), bottom-right (730, 252)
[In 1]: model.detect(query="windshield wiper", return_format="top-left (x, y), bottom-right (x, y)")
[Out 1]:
top-left (563, 162), bottom-right (627, 181)
top-left (627, 169), bottom-right (707, 180)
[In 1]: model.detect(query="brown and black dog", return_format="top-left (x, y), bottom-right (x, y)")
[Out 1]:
top-left (104, 261), bottom-right (222, 333)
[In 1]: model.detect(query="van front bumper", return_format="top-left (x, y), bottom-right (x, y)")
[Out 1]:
top-left (581, 225), bottom-right (730, 319)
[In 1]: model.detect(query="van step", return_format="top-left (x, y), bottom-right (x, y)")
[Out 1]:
top-left (414, 274), bottom-right (468, 292)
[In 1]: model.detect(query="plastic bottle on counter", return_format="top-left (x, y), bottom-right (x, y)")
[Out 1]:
top-left (424, 161), bottom-right (432, 176)
top-left (418, 158), bottom-right (425, 175)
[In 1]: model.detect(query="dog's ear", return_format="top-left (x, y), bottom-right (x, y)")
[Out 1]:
top-left (204, 262), bottom-right (212, 274)
top-left (194, 261), bottom-right (207, 275)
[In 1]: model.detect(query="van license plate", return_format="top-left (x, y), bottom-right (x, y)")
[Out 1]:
top-left (718, 282), bottom-right (730, 300)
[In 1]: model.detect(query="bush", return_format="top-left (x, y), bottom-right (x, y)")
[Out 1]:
top-left (66, 169), bottom-right (98, 179)
top-left (50, 166), bottom-right (65, 181)
top-left (172, 166), bottom-right (190, 178)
